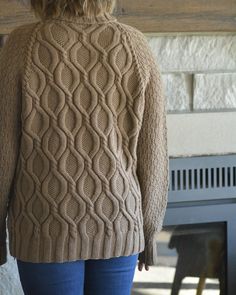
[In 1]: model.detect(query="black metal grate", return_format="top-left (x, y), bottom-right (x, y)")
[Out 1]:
top-left (168, 154), bottom-right (236, 203)
top-left (171, 166), bottom-right (236, 191)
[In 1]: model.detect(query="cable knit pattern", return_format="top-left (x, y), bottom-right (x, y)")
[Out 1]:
top-left (0, 12), bottom-right (169, 266)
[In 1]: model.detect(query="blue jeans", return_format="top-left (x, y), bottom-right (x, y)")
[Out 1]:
top-left (16, 253), bottom-right (139, 295)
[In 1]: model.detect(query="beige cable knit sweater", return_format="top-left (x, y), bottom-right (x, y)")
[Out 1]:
top-left (0, 12), bottom-right (169, 266)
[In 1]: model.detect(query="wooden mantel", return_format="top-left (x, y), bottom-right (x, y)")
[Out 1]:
top-left (0, 0), bottom-right (235, 34)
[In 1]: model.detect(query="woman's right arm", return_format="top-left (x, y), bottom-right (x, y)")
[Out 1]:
top-left (127, 28), bottom-right (170, 266)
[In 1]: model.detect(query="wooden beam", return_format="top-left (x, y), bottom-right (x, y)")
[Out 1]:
top-left (0, 0), bottom-right (36, 34)
top-left (0, 0), bottom-right (235, 34)
top-left (116, 0), bottom-right (236, 33)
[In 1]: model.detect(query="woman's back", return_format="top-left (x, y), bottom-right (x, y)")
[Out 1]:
top-left (0, 11), bottom-right (169, 268)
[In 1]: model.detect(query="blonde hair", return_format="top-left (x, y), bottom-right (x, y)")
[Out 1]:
top-left (30, 0), bottom-right (116, 20)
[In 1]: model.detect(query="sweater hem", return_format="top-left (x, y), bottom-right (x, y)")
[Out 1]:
top-left (8, 228), bottom-right (145, 263)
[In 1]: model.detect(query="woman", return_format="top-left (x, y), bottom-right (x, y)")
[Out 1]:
top-left (0, 0), bottom-right (169, 294)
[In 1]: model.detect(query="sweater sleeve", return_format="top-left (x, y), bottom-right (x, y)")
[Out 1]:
top-left (0, 28), bottom-right (24, 266)
top-left (133, 32), bottom-right (169, 266)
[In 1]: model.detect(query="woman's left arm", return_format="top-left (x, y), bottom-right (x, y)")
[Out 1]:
top-left (0, 28), bottom-right (25, 266)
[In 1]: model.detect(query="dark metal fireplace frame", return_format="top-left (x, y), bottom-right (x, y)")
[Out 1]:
top-left (164, 154), bottom-right (236, 295)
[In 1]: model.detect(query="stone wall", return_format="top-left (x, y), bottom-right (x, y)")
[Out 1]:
top-left (147, 33), bottom-right (236, 111)
top-left (146, 33), bottom-right (236, 157)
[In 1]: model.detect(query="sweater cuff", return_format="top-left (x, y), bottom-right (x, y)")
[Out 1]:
top-left (0, 243), bottom-right (7, 266)
top-left (138, 231), bottom-right (160, 266)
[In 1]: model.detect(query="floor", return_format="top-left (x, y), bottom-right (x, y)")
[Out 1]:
top-left (132, 265), bottom-right (220, 295)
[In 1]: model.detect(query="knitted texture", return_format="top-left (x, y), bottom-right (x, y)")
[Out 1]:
top-left (0, 12), bottom-right (169, 266)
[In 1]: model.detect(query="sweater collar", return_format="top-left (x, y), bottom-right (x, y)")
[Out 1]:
top-left (47, 12), bottom-right (117, 24)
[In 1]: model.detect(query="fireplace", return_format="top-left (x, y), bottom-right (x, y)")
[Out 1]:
top-left (133, 154), bottom-right (236, 295)
top-left (156, 222), bottom-right (227, 295)
top-left (162, 154), bottom-right (235, 294)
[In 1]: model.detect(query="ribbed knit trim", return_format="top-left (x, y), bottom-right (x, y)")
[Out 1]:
top-left (8, 222), bottom-right (145, 263)
top-left (46, 12), bottom-right (117, 24)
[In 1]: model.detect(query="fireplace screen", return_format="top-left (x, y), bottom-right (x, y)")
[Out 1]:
top-left (133, 222), bottom-right (226, 295)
